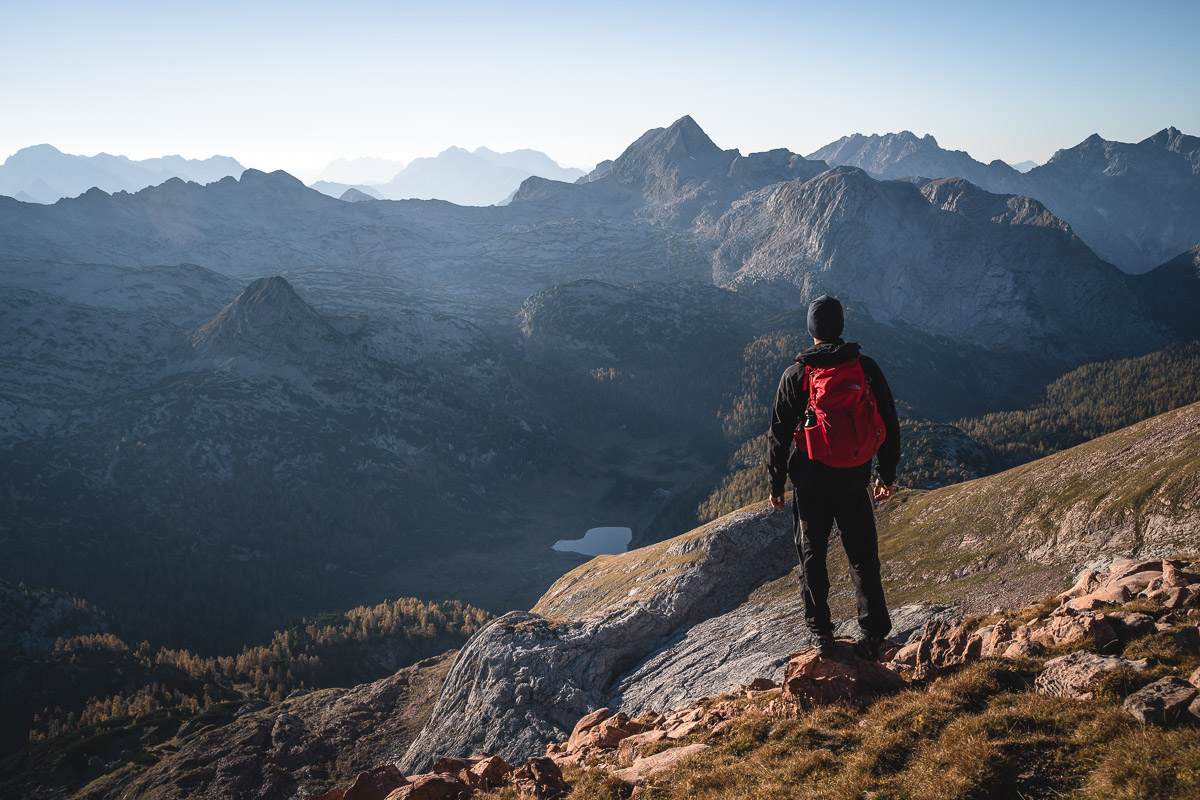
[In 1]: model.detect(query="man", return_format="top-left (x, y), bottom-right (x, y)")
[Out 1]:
top-left (767, 295), bottom-right (900, 660)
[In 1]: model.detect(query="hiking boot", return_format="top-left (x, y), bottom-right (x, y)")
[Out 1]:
top-left (854, 633), bottom-right (886, 661)
top-left (813, 632), bottom-right (836, 657)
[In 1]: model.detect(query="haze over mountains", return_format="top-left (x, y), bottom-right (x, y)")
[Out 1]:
top-left (2, 113), bottom-right (1200, 798)
top-left (0, 145), bottom-right (244, 204)
top-left (1, 115), bottom-right (1198, 653)
top-left (808, 126), bottom-right (1200, 272)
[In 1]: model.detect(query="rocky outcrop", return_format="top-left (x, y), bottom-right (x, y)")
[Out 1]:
top-left (400, 505), bottom-right (797, 771)
top-left (74, 653), bottom-right (454, 800)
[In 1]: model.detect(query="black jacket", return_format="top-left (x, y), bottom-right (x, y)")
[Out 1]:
top-left (767, 340), bottom-right (901, 497)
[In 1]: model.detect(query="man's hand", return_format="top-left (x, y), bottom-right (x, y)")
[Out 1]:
top-left (769, 494), bottom-right (786, 511)
top-left (872, 480), bottom-right (894, 501)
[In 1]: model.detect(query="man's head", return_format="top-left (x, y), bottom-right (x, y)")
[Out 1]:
top-left (807, 295), bottom-right (844, 342)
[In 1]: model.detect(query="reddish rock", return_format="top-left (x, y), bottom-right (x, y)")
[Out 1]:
top-left (912, 619), bottom-right (983, 680)
top-left (783, 642), bottom-right (905, 706)
top-left (892, 640), bottom-right (920, 666)
top-left (1061, 570), bottom-right (1104, 599)
top-left (1123, 677), bottom-right (1199, 725)
top-left (592, 712), bottom-right (638, 747)
top-left (1035, 651), bottom-right (1148, 699)
top-left (1065, 584), bottom-right (1130, 612)
top-left (1162, 587), bottom-right (1192, 609)
top-left (1162, 561), bottom-right (1190, 589)
top-left (511, 757), bottom-right (568, 799)
top-left (981, 618), bottom-right (1014, 657)
top-left (1109, 559), bottom-right (1163, 580)
top-left (1034, 610), bottom-right (1118, 650)
top-left (467, 755), bottom-right (513, 788)
top-left (1112, 570), bottom-right (1164, 593)
top-left (611, 743), bottom-right (711, 785)
top-left (1189, 666), bottom-right (1200, 688)
top-left (1001, 626), bottom-right (1046, 659)
top-left (618, 729), bottom-right (667, 765)
top-left (565, 707), bottom-right (612, 753)
top-left (343, 766), bottom-right (410, 800)
top-left (666, 720), bottom-right (704, 740)
top-left (384, 774), bottom-right (471, 800)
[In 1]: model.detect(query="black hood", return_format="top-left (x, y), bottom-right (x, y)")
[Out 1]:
top-left (796, 339), bottom-right (861, 367)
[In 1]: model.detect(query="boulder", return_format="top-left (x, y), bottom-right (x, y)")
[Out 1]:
top-left (912, 619), bottom-right (983, 680)
top-left (1109, 612), bottom-right (1156, 641)
top-left (564, 707), bottom-right (611, 753)
top-left (1034, 651), bottom-right (1148, 699)
top-left (1162, 587), bottom-right (1193, 609)
top-left (384, 774), bottom-right (472, 800)
top-left (342, 765), bottom-right (409, 800)
top-left (1162, 561), bottom-right (1196, 589)
top-left (430, 755), bottom-right (512, 790)
top-left (1172, 626), bottom-right (1200, 654)
top-left (1123, 677), bottom-right (1199, 725)
top-left (1001, 626), bottom-right (1045, 659)
top-left (782, 642), bottom-right (905, 706)
top-left (1061, 570), bottom-right (1104, 599)
top-left (981, 618), bottom-right (1013, 657)
top-left (618, 729), bottom-right (668, 765)
top-left (1064, 584), bottom-right (1130, 612)
top-left (744, 677), bottom-right (778, 692)
top-left (1109, 559), bottom-right (1163, 580)
top-left (1111, 570), bottom-right (1164, 593)
top-left (1034, 610), bottom-right (1118, 650)
top-left (610, 743), bottom-right (711, 785)
top-left (1189, 666), bottom-right (1200, 688)
top-left (511, 757), bottom-right (568, 799)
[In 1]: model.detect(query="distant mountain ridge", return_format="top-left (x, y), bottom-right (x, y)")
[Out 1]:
top-left (808, 127), bottom-right (1200, 272)
top-left (374, 146), bottom-right (584, 205)
top-left (0, 144), bottom-right (244, 203)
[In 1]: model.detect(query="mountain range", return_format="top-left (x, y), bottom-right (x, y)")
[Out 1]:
top-left (1, 115), bottom-right (1198, 655)
top-left (809, 127), bottom-right (1200, 272)
top-left (0, 144), bottom-right (244, 204)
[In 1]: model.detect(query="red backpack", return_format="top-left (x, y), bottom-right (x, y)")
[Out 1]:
top-left (794, 357), bottom-right (886, 468)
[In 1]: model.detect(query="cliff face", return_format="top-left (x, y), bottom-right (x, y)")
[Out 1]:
top-left (403, 402), bottom-right (1200, 769)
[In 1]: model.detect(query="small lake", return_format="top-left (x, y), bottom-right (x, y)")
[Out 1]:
top-left (552, 526), bottom-right (632, 556)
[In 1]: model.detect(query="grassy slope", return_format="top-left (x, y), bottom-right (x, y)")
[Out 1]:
top-left (875, 400), bottom-right (1200, 613)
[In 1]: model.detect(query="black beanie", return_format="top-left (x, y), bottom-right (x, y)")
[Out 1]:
top-left (807, 295), bottom-right (844, 341)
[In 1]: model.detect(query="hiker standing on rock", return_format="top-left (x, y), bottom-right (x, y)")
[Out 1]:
top-left (767, 295), bottom-right (901, 660)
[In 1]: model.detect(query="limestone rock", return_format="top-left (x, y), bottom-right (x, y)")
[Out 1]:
top-left (1034, 609), bottom-right (1118, 650)
top-left (401, 505), bottom-right (797, 770)
top-left (610, 743), bottom-right (711, 786)
top-left (1064, 584), bottom-right (1130, 611)
top-left (1035, 651), bottom-right (1148, 699)
top-left (782, 642), bottom-right (905, 707)
top-left (341, 765), bottom-right (409, 800)
top-left (510, 757), bottom-right (568, 799)
top-left (618, 730), bottom-right (668, 765)
top-left (1123, 677), bottom-right (1199, 725)
top-left (384, 774), bottom-right (472, 800)
top-left (1001, 626), bottom-right (1045, 659)
top-left (912, 619), bottom-right (983, 680)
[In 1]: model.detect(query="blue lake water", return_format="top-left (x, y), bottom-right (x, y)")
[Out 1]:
top-left (552, 526), bottom-right (632, 556)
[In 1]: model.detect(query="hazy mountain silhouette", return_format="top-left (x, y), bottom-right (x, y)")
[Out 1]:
top-left (315, 156), bottom-right (405, 186)
top-left (376, 146), bottom-right (584, 205)
top-left (0, 144), bottom-right (244, 203)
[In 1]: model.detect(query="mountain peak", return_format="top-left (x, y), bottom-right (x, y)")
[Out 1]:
top-left (237, 168), bottom-right (307, 191)
top-left (188, 276), bottom-right (363, 372)
top-left (610, 115), bottom-right (725, 184)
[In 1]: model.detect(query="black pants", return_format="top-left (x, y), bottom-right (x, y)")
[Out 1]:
top-left (792, 483), bottom-right (891, 639)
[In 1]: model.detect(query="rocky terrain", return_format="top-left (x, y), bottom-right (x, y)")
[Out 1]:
top-left (810, 126), bottom-right (1200, 272)
top-left (401, 401), bottom-right (1200, 770)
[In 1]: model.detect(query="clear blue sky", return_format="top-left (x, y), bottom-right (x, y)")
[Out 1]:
top-left (3, 0), bottom-right (1197, 179)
